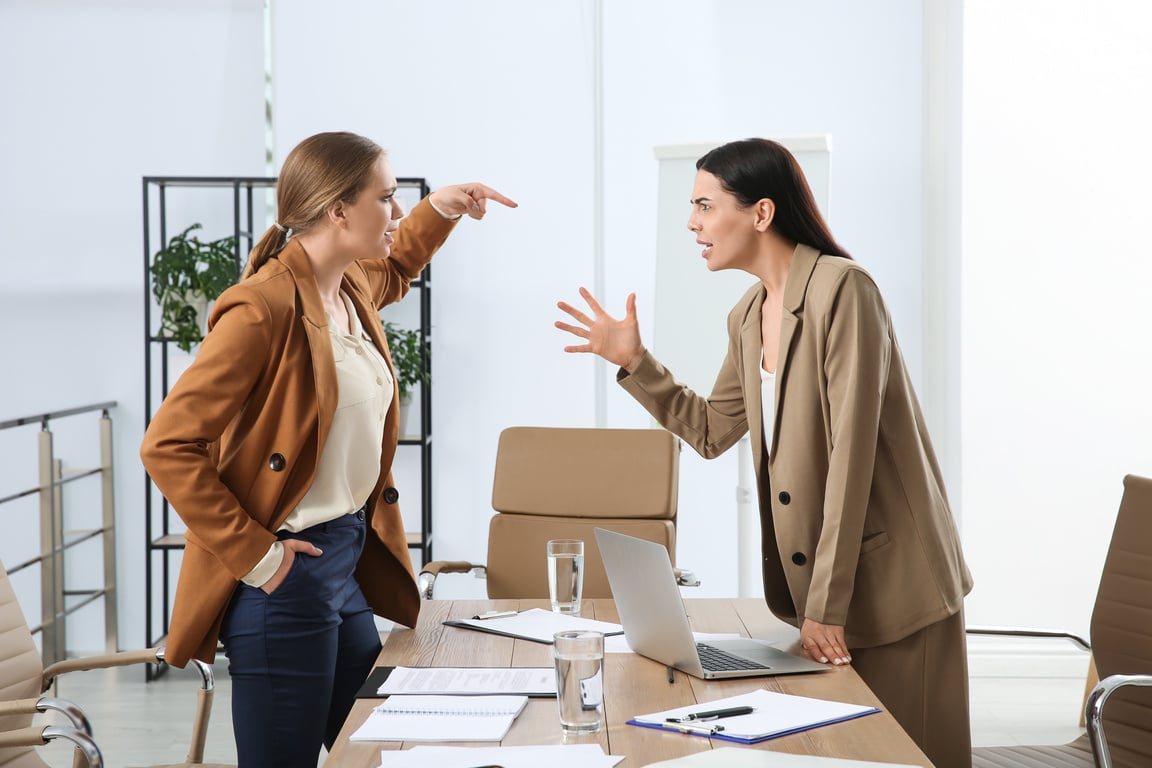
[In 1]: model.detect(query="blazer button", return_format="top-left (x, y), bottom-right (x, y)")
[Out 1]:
top-left (778, 491), bottom-right (791, 505)
top-left (383, 487), bottom-right (400, 504)
top-left (791, 552), bottom-right (807, 566)
top-left (268, 453), bottom-right (286, 472)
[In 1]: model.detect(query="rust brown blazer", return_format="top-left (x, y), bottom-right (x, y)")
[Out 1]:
top-left (140, 198), bottom-right (456, 667)
top-left (619, 244), bottom-right (972, 648)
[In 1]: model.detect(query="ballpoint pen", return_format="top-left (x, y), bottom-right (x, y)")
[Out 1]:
top-left (667, 721), bottom-right (724, 735)
top-left (471, 610), bottom-right (518, 620)
top-left (665, 705), bottom-right (754, 723)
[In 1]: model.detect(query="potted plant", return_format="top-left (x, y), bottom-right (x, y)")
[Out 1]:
top-left (382, 320), bottom-right (429, 433)
top-left (150, 223), bottom-right (238, 353)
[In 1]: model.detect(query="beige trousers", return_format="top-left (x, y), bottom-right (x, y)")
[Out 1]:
top-left (850, 610), bottom-right (971, 768)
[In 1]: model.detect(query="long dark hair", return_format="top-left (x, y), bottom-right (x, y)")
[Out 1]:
top-left (696, 138), bottom-right (851, 260)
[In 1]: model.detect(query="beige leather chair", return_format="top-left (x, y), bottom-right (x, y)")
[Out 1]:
top-left (972, 474), bottom-right (1152, 768)
top-left (0, 560), bottom-right (232, 767)
top-left (419, 426), bottom-right (698, 600)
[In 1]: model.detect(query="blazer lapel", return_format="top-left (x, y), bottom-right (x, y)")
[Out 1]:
top-left (740, 289), bottom-right (766, 465)
top-left (278, 242), bottom-right (337, 463)
top-left (773, 244), bottom-right (822, 458)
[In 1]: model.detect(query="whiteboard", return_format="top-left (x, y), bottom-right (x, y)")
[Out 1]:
top-left (652, 136), bottom-right (831, 393)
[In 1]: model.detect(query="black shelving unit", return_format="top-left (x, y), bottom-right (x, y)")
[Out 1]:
top-left (142, 175), bottom-right (433, 677)
top-left (384, 178), bottom-right (434, 566)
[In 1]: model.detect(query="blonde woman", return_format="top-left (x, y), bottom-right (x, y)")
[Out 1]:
top-left (142, 131), bottom-right (515, 767)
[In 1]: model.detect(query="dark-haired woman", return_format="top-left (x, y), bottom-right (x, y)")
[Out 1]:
top-left (141, 131), bottom-right (515, 767)
top-left (557, 138), bottom-right (972, 768)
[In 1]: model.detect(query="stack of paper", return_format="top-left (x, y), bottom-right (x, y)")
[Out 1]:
top-left (350, 695), bottom-right (528, 742)
top-left (377, 666), bottom-right (556, 696)
top-left (629, 689), bottom-right (879, 744)
top-left (377, 744), bottom-right (623, 768)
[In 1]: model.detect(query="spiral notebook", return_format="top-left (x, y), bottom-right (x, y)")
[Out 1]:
top-left (350, 694), bottom-right (529, 742)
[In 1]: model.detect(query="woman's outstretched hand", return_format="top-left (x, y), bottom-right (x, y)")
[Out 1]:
top-left (428, 183), bottom-right (517, 220)
top-left (556, 287), bottom-right (647, 373)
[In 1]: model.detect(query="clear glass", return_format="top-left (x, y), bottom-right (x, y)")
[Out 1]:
top-left (553, 629), bottom-right (604, 734)
top-left (546, 539), bottom-right (585, 615)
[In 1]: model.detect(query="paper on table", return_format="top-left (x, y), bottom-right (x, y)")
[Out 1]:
top-left (642, 747), bottom-right (918, 768)
top-left (377, 744), bottom-right (624, 768)
top-left (378, 666), bottom-right (556, 696)
top-left (603, 631), bottom-right (745, 654)
top-left (443, 607), bottom-right (623, 643)
top-left (350, 695), bottom-right (528, 742)
top-left (629, 689), bottom-right (879, 744)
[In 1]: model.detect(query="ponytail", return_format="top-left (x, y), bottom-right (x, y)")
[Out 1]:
top-left (242, 225), bottom-right (290, 279)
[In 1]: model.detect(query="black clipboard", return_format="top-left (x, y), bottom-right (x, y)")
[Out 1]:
top-left (355, 666), bottom-right (395, 698)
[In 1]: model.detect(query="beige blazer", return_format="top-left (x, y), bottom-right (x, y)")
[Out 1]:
top-left (140, 198), bottom-right (456, 667)
top-left (619, 244), bottom-right (972, 648)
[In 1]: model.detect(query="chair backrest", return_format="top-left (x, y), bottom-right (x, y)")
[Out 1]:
top-left (485, 427), bottom-right (679, 599)
top-left (1089, 474), bottom-right (1152, 767)
top-left (0, 560), bottom-right (49, 767)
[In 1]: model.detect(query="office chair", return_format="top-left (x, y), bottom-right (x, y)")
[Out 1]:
top-left (0, 560), bottom-right (233, 767)
top-left (418, 426), bottom-right (699, 600)
top-left (972, 474), bottom-right (1152, 768)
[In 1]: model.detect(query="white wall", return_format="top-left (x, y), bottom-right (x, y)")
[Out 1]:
top-left (961, 0), bottom-right (1152, 640)
top-left (598, 0), bottom-right (926, 594)
top-left (16, 0), bottom-right (1141, 656)
top-left (272, 0), bottom-right (929, 597)
top-left (0, 0), bottom-right (266, 648)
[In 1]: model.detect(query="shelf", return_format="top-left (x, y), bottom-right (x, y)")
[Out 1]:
top-left (151, 534), bottom-right (187, 549)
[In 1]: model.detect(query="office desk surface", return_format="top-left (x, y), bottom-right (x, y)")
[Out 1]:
top-left (325, 598), bottom-right (933, 768)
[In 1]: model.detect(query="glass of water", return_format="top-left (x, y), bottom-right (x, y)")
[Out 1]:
top-left (547, 539), bottom-right (585, 615)
top-left (553, 629), bottom-right (604, 734)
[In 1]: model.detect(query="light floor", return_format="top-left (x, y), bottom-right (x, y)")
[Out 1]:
top-left (28, 651), bottom-right (1090, 767)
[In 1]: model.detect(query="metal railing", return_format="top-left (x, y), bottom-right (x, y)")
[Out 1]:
top-left (0, 402), bottom-right (118, 665)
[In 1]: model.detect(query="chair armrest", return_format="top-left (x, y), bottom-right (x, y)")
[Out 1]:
top-left (40, 648), bottom-right (216, 765)
top-left (1086, 673), bottom-right (1152, 768)
top-left (417, 561), bottom-right (486, 600)
top-left (42, 647), bottom-right (162, 689)
top-left (0, 696), bottom-right (90, 734)
top-left (674, 567), bottom-right (701, 587)
top-left (0, 725), bottom-right (103, 767)
top-left (965, 625), bottom-right (1091, 652)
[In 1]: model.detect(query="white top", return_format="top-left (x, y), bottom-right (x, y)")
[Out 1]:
top-left (760, 350), bottom-right (776, 459)
top-left (242, 292), bottom-right (393, 586)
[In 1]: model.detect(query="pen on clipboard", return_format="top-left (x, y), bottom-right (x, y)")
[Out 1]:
top-left (666, 666), bottom-right (675, 684)
top-left (665, 705), bottom-right (754, 723)
top-left (471, 610), bottom-right (518, 620)
top-left (668, 721), bottom-right (724, 735)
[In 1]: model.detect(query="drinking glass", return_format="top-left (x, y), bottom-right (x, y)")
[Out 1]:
top-left (546, 539), bottom-right (584, 615)
top-left (553, 629), bottom-right (604, 733)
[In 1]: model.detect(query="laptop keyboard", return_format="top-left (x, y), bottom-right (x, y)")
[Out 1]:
top-left (696, 642), bottom-right (772, 671)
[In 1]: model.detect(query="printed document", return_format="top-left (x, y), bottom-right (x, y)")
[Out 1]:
top-left (378, 666), bottom-right (556, 696)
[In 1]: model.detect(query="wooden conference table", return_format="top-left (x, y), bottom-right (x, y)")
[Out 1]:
top-left (325, 598), bottom-right (934, 767)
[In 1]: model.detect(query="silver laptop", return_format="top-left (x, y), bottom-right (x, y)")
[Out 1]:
top-left (594, 528), bottom-right (828, 680)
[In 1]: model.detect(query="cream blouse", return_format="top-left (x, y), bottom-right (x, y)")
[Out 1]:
top-left (242, 292), bottom-right (393, 587)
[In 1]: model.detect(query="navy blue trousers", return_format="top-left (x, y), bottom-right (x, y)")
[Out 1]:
top-left (220, 511), bottom-right (381, 768)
